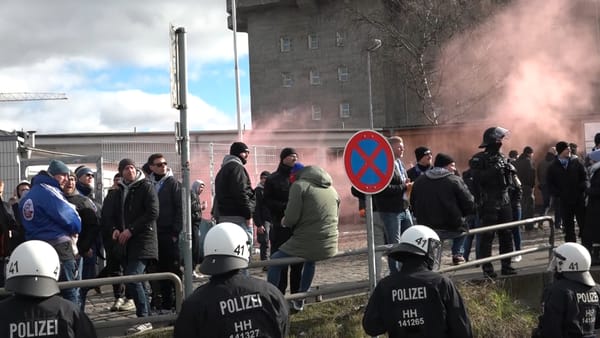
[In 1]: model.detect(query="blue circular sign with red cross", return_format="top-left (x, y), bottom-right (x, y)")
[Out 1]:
top-left (344, 130), bottom-right (394, 194)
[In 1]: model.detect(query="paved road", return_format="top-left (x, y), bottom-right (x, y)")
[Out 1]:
top-left (85, 223), bottom-right (558, 336)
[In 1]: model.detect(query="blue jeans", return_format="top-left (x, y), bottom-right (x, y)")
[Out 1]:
top-left (512, 206), bottom-right (522, 250)
top-left (124, 257), bottom-right (150, 317)
top-left (267, 250), bottom-right (315, 293)
top-left (379, 210), bottom-right (413, 274)
top-left (462, 215), bottom-right (480, 261)
top-left (436, 230), bottom-right (465, 256)
top-left (78, 248), bottom-right (98, 312)
top-left (59, 258), bottom-right (80, 307)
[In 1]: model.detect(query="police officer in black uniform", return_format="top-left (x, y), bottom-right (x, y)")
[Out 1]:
top-left (469, 126), bottom-right (517, 277)
top-left (0, 240), bottom-right (97, 338)
top-left (533, 242), bottom-right (600, 337)
top-left (362, 225), bottom-right (472, 338)
top-left (174, 222), bottom-right (289, 338)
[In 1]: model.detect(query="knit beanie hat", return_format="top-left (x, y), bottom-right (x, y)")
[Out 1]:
top-left (290, 163), bottom-right (305, 183)
top-left (47, 160), bottom-right (70, 176)
top-left (118, 158), bottom-right (136, 174)
top-left (555, 141), bottom-right (569, 155)
top-left (230, 142), bottom-right (250, 155)
top-left (280, 147), bottom-right (297, 161)
top-left (414, 146), bottom-right (431, 162)
top-left (434, 153), bottom-right (455, 168)
top-left (75, 166), bottom-right (93, 178)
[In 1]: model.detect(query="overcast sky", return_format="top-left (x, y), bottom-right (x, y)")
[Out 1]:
top-left (0, 0), bottom-right (250, 134)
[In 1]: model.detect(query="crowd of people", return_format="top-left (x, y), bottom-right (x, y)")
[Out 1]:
top-left (2, 128), bottom-right (600, 336)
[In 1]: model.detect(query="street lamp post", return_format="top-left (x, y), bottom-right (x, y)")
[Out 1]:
top-left (366, 39), bottom-right (382, 130)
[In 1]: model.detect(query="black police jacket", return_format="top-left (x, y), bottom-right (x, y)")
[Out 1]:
top-left (0, 294), bottom-right (97, 338)
top-left (362, 260), bottom-right (472, 338)
top-left (174, 271), bottom-right (289, 338)
top-left (534, 276), bottom-right (600, 338)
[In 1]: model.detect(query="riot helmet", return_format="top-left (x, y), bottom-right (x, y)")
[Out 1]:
top-left (200, 222), bottom-right (251, 275)
top-left (479, 127), bottom-right (509, 148)
top-left (5, 240), bottom-right (61, 297)
top-left (548, 242), bottom-right (595, 286)
top-left (389, 225), bottom-right (442, 270)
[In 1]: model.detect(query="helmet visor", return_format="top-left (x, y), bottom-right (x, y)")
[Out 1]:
top-left (429, 238), bottom-right (443, 271)
top-left (493, 127), bottom-right (510, 141)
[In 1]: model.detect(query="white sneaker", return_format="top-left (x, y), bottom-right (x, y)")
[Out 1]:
top-left (118, 299), bottom-right (136, 312)
top-left (511, 255), bottom-right (522, 263)
top-left (126, 322), bottom-right (152, 335)
top-left (110, 297), bottom-right (125, 312)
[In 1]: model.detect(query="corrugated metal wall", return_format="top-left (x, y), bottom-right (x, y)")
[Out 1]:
top-left (0, 137), bottom-right (21, 201)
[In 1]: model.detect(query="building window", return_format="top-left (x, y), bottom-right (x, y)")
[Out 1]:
top-left (282, 72), bottom-right (293, 87)
top-left (312, 105), bottom-right (322, 120)
top-left (336, 31), bottom-right (345, 47)
top-left (310, 70), bottom-right (321, 85)
top-left (338, 66), bottom-right (349, 82)
top-left (339, 103), bottom-right (350, 118)
top-left (282, 108), bottom-right (293, 121)
top-left (280, 37), bottom-right (292, 52)
top-left (308, 33), bottom-right (319, 49)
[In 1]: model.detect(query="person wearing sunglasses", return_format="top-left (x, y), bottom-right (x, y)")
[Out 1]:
top-left (146, 153), bottom-right (183, 315)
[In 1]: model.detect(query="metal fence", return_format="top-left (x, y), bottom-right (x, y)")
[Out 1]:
top-left (0, 216), bottom-right (556, 332)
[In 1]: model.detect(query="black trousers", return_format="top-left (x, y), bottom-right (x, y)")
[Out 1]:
top-left (479, 204), bottom-right (514, 272)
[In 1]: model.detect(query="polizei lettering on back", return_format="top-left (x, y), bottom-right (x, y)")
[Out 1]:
top-left (391, 287), bottom-right (427, 302)
top-left (577, 291), bottom-right (599, 303)
top-left (219, 293), bottom-right (263, 315)
top-left (9, 319), bottom-right (58, 338)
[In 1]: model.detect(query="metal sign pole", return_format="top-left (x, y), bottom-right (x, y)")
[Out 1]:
top-left (365, 195), bottom-right (377, 292)
top-left (171, 25), bottom-right (193, 297)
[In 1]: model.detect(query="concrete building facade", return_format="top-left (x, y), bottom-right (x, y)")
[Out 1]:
top-left (231, 0), bottom-right (420, 130)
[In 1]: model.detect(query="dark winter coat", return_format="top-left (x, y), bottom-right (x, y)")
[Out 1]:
top-left (253, 183), bottom-right (271, 226)
top-left (280, 166), bottom-right (339, 261)
top-left (585, 162), bottom-right (600, 244)
top-left (362, 258), bottom-right (472, 338)
top-left (546, 156), bottom-right (588, 205)
top-left (0, 294), bottom-right (97, 338)
top-left (410, 167), bottom-right (475, 232)
top-left (373, 161), bottom-right (409, 212)
top-left (214, 155), bottom-right (255, 220)
top-left (149, 169), bottom-right (183, 236)
top-left (173, 271), bottom-right (289, 338)
top-left (0, 200), bottom-right (17, 257)
top-left (514, 154), bottom-right (536, 188)
top-left (534, 276), bottom-right (600, 338)
top-left (101, 169), bottom-right (159, 260)
top-left (65, 193), bottom-right (100, 255)
top-left (407, 163), bottom-right (432, 182)
top-left (264, 163), bottom-right (293, 224)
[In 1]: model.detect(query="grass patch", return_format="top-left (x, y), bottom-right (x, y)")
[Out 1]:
top-left (460, 280), bottom-right (538, 338)
top-left (127, 280), bottom-right (539, 338)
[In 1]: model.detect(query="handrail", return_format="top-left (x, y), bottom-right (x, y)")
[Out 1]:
top-left (0, 272), bottom-right (183, 330)
top-left (249, 216), bottom-right (556, 269)
top-left (0, 216), bottom-right (555, 330)
top-left (57, 272), bottom-right (183, 313)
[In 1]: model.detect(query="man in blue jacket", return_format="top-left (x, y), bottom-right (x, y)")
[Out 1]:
top-left (19, 159), bottom-right (82, 306)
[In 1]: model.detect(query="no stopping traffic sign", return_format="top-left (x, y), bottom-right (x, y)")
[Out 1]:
top-left (343, 130), bottom-right (394, 194)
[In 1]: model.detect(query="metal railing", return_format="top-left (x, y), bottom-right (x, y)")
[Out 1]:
top-left (250, 216), bottom-right (556, 301)
top-left (0, 216), bottom-right (556, 328)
